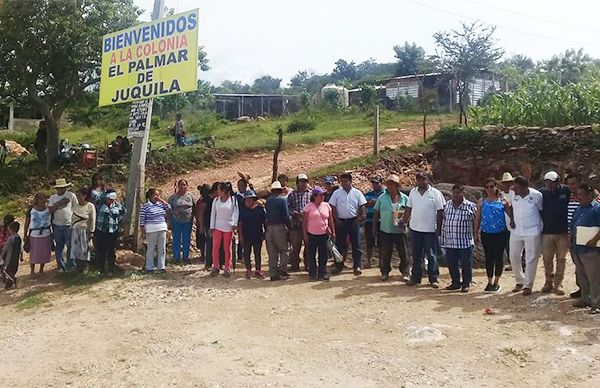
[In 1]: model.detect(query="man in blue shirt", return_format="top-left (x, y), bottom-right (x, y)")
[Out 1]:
top-left (364, 177), bottom-right (384, 268)
top-left (540, 171), bottom-right (570, 295)
top-left (329, 173), bottom-right (367, 276)
top-left (570, 183), bottom-right (600, 314)
top-left (265, 181), bottom-right (291, 281)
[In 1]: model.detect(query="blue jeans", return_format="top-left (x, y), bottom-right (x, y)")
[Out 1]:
top-left (410, 230), bottom-right (439, 283)
top-left (445, 247), bottom-right (473, 288)
top-left (172, 220), bottom-right (192, 262)
top-left (335, 218), bottom-right (362, 269)
top-left (53, 225), bottom-right (73, 270)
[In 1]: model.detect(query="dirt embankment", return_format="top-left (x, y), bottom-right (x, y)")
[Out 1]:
top-left (320, 125), bottom-right (600, 192)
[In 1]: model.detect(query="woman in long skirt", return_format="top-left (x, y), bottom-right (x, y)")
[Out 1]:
top-left (24, 193), bottom-right (53, 275)
top-left (71, 188), bottom-right (96, 272)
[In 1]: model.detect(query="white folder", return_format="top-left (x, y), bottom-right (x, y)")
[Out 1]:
top-left (576, 226), bottom-right (600, 247)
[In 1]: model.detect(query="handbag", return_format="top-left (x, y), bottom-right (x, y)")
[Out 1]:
top-left (327, 238), bottom-right (344, 263)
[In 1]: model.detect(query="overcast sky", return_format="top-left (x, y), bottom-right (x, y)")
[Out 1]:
top-left (133, 0), bottom-right (600, 86)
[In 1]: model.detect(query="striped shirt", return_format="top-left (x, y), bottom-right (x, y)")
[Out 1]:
top-left (567, 193), bottom-right (580, 225)
top-left (567, 191), bottom-right (600, 224)
top-left (140, 201), bottom-right (171, 233)
top-left (440, 199), bottom-right (477, 249)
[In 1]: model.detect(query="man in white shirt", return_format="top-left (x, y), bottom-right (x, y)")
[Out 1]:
top-left (329, 173), bottom-right (367, 275)
top-left (402, 172), bottom-right (446, 288)
top-left (509, 176), bottom-right (543, 296)
top-left (48, 178), bottom-right (78, 271)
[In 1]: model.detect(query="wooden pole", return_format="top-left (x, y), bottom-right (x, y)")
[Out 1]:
top-left (123, 0), bottom-right (165, 251)
top-left (373, 105), bottom-right (379, 155)
top-left (272, 128), bottom-right (283, 183)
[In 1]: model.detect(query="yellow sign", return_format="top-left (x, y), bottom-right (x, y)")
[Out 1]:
top-left (99, 9), bottom-right (199, 106)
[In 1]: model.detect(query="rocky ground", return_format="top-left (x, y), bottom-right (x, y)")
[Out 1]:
top-left (3, 122), bottom-right (600, 387)
top-left (1, 257), bottom-right (600, 387)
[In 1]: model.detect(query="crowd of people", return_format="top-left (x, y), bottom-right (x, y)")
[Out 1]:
top-left (1, 169), bottom-right (600, 315)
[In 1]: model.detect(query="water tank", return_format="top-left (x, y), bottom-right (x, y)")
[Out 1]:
top-left (321, 84), bottom-right (349, 107)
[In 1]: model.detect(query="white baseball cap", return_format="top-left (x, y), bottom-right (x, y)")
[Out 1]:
top-left (544, 171), bottom-right (559, 182)
top-left (297, 173), bottom-right (309, 181)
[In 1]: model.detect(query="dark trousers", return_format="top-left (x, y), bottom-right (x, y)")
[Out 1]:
top-left (481, 231), bottom-right (508, 279)
top-left (308, 233), bottom-right (329, 278)
top-left (364, 221), bottom-right (377, 259)
top-left (409, 229), bottom-right (439, 283)
top-left (572, 249), bottom-right (600, 308)
top-left (446, 247), bottom-right (473, 288)
top-left (335, 218), bottom-right (362, 270)
top-left (196, 229), bottom-right (207, 259)
top-left (243, 239), bottom-right (263, 271)
top-left (95, 231), bottom-right (118, 273)
top-left (378, 231), bottom-right (409, 276)
top-left (4, 261), bottom-right (18, 286)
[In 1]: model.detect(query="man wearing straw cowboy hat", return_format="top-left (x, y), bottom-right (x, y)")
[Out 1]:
top-left (48, 178), bottom-right (78, 271)
top-left (265, 180), bottom-right (291, 281)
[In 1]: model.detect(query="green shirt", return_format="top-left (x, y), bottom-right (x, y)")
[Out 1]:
top-left (374, 190), bottom-right (409, 234)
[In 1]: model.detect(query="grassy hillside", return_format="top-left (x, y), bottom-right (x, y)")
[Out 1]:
top-left (0, 109), bottom-right (453, 217)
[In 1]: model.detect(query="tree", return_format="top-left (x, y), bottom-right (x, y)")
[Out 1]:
top-left (540, 48), bottom-right (599, 85)
top-left (216, 80), bottom-right (251, 94)
top-left (0, 0), bottom-right (141, 168)
top-left (288, 70), bottom-right (331, 94)
top-left (331, 59), bottom-right (358, 82)
top-left (495, 54), bottom-right (536, 90)
top-left (434, 21), bottom-right (504, 126)
top-left (393, 42), bottom-right (426, 76)
top-left (198, 46), bottom-right (210, 72)
top-left (251, 75), bottom-right (282, 94)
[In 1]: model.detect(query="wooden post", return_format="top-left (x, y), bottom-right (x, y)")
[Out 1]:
top-left (123, 0), bottom-right (165, 251)
top-left (373, 105), bottom-right (379, 155)
top-left (272, 128), bottom-right (283, 183)
top-left (7, 103), bottom-right (14, 130)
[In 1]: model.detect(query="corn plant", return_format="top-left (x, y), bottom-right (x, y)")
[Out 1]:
top-left (471, 76), bottom-right (600, 127)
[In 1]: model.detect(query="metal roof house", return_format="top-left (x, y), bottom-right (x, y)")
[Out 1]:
top-left (348, 71), bottom-right (500, 110)
top-left (213, 93), bottom-right (300, 120)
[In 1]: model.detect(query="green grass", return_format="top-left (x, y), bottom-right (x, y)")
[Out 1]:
top-left (0, 109), bottom-right (453, 215)
top-left (15, 292), bottom-right (48, 310)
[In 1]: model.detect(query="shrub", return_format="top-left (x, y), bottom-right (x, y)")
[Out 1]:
top-left (358, 83), bottom-right (376, 108)
top-left (287, 118), bottom-right (316, 133)
top-left (429, 125), bottom-right (482, 149)
top-left (323, 90), bottom-right (343, 111)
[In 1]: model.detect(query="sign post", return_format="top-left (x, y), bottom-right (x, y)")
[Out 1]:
top-left (98, 2), bottom-right (199, 250)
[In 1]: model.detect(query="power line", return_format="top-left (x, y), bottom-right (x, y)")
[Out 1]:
top-left (404, 0), bottom-right (600, 48)
top-left (463, 0), bottom-right (600, 34)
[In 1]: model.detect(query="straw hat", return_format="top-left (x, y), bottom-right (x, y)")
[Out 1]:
top-left (237, 171), bottom-right (251, 182)
top-left (270, 181), bottom-right (283, 190)
top-left (501, 172), bottom-right (515, 183)
top-left (52, 178), bottom-right (72, 189)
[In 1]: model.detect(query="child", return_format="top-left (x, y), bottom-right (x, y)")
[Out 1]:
top-left (238, 191), bottom-right (266, 279)
top-left (1, 222), bottom-right (23, 289)
top-left (0, 214), bottom-right (15, 251)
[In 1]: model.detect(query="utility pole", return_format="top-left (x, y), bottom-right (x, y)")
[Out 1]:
top-left (123, 0), bottom-right (166, 251)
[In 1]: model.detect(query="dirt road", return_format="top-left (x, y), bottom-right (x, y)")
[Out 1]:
top-left (159, 120), bottom-right (437, 194)
top-left (1, 261), bottom-right (600, 387)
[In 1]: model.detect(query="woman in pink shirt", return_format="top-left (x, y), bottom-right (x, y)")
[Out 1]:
top-left (303, 186), bottom-right (335, 281)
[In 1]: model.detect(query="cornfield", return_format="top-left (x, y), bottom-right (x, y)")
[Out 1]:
top-left (471, 77), bottom-right (600, 127)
